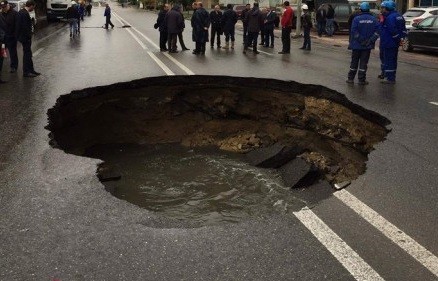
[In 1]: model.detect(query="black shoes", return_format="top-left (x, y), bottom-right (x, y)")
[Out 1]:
top-left (253, 50), bottom-right (260, 54)
top-left (278, 51), bottom-right (290, 54)
top-left (377, 74), bottom-right (385, 79)
top-left (182, 48), bottom-right (190, 51)
top-left (23, 71), bottom-right (41, 78)
top-left (299, 46), bottom-right (306, 49)
top-left (169, 50), bottom-right (178, 53)
top-left (24, 73), bottom-right (38, 78)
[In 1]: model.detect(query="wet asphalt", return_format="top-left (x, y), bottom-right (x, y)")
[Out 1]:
top-left (0, 4), bottom-right (438, 280)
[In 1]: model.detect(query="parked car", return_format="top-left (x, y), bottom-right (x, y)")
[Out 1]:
top-left (402, 15), bottom-right (438, 52)
top-left (233, 4), bottom-right (246, 20)
top-left (331, 3), bottom-right (356, 33)
top-left (8, 0), bottom-right (37, 32)
top-left (403, 7), bottom-right (438, 29)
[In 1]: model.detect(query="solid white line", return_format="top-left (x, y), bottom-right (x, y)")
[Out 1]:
top-left (113, 14), bottom-right (148, 50)
top-left (429, 102), bottom-right (438, 106)
top-left (33, 48), bottom-right (45, 57)
top-left (334, 189), bottom-right (438, 277)
top-left (162, 52), bottom-right (195, 75)
top-left (293, 207), bottom-right (385, 281)
top-left (257, 50), bottom-right (274, 56)
top-left (113, 12), bottom-right (195, 75)
top-left (113, 13), bottom-right (174, 75)
top-left (147, 51), bottom-right (175, 76)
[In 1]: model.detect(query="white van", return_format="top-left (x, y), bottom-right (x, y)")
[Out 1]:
top-left (46, 0), bottom-right (71, 21)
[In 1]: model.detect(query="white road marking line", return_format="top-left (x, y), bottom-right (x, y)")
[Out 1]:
top-left (113, 12), bottom-right (195, 75)
top-left (147, 51), bottom-right (175, 76)
top-left (113, 14), bottom-right (148, 50)
top-left (430, 102), bottom-right (438, 106)
top-left (34, 26), bottom-right (65, 44)
top-left (257, 50), bottom-right (274, 56)
top-left (334, 189), bottom-right (438, 277)
top-left (33, 48), bottom-right (45, 57)
top-left (162, 52), bottom-right (195, 75)
top-left (113, 13), bottom-right (174, 76)
top-left (293, 207), bottom-right (385, 281)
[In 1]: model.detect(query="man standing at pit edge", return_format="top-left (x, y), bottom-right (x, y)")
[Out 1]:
top-left (1, 0), bottom-right (19, 74)
top-left (278, 1), bottom-right (293, 54)
top-left (346, 2), bottom-right (379, 85)
top-left (17, 0), bottom-right (40, 77)
top-left (379, 0), bottom-right (406, 84)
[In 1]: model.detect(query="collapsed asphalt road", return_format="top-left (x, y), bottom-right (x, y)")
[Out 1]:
top-left (1, 6), bottom-right (438, 281)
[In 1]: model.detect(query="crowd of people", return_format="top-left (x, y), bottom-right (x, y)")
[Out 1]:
top-left (154, 1), bottom-right (406, 84)
top-left (0, 0), bottom-right (40, 83)
top-left (155, 1), bottom-right (311, 55)
top-left (0, 0), bottom-right (408, 85)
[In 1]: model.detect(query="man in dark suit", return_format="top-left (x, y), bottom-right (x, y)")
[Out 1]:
top-left (209, 5), bottom-right (222, 49)
top-left (1, 0), bottom-right (19, 73)
top-left (17, 0), bottom-right (40, 77)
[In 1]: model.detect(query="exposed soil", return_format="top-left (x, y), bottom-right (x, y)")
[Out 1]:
top-left (47, 75), bottom-right (390, 184)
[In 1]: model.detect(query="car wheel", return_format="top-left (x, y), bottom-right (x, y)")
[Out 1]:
top-left (402, 38), bottom-right (413, 52)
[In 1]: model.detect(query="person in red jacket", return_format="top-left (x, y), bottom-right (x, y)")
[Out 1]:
top-left (279, 1), bottom-right (294, 54)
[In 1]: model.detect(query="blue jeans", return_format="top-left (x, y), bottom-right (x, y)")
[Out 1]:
top-left (326, 19), bottom-right (334, 36)
top-left (317, 21), bottom-right (326, 36)
top-left (302, 27), bottom-right (311, 49)
top-left (69, 18), bottom-right (78, 34)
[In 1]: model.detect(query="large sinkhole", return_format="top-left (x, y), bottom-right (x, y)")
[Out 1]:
top-left (47, 75), bottom-right (390, 226)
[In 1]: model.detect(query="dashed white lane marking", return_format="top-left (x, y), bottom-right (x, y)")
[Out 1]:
top-left (335, 189), bottom-right (438, 277)
top-left (112, 13), bottom-right (174, 76)
top-left (33, 48), bottom-right (45, 57)
top-left (294, 207), bottom-right (385, 281)
top-left (430, 102), bottom-right (438, 106)
top-left (113, 12), bottom-right (195, 75)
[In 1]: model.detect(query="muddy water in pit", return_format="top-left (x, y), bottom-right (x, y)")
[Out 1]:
top-left (86, 143), bottom-right (303, 225)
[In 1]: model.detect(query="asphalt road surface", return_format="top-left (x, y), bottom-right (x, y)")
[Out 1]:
top-left (0, 5), bottom-right (437, 280)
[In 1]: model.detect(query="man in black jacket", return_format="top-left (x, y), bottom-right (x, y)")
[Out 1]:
top-left (155, 4), bottom-right (169, 51)
top-left (243, 2), bottom-right (263, 54)
top-left (209, 5), bottom-right (222, 49)
top-left (0, 0), bottom-right (19, 73)
top-left (17, 0), bottom-right (39, 77)
top-left (165, 5), bottom-right (184, 53)
top-left (240, 3), bottom-right (250, 45)
top-left (0, 7), bottom-right (7, 83)
top-left (191, 2), bottom-right (210, 55)
top-left (221, 4), bottom-right (237, 49)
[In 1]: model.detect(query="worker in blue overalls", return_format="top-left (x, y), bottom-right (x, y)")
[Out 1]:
top-left (346, 2), bottom-right (379, 85)
top-left (378, 1), bottom-right (407, 84)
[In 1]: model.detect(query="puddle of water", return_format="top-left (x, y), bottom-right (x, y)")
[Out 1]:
top-left (86, 144), bottom-right (304, 225)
